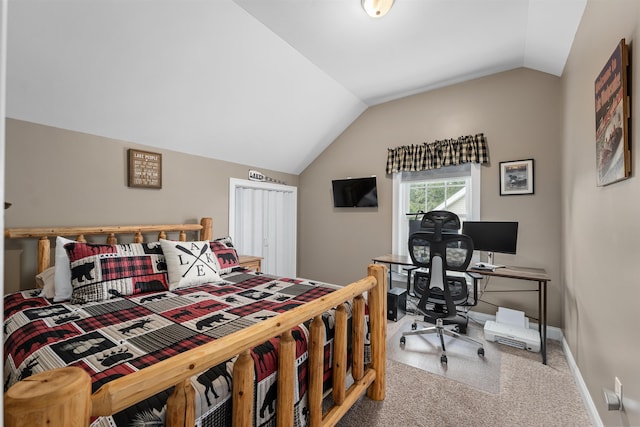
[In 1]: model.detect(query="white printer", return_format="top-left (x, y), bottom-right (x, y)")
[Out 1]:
top-left (483, 307), bottom-right (541, 353)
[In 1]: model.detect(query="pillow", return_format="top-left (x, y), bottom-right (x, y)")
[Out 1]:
top-left (209, 236), bottom-right (240, 274)
top-left (65, 241), bottom-right (169, 304)
top-left (53, 236), bottom-right (75, 302)
top-left (36, 266), bottom-right (56, 299)
top-left (159, 239), bottom-right (222, 290)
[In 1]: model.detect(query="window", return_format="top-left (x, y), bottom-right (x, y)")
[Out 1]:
top-left (407, 179), bottom-right (468, 218)
top-left (392, 163), bottom-right (481, 260)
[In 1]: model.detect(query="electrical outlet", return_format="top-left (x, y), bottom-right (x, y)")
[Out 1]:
top-left (615, 377), bottom-right (623, 402)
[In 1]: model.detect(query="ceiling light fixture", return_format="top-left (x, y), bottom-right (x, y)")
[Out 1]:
top-left (362, 0), bottom-right (395, 18)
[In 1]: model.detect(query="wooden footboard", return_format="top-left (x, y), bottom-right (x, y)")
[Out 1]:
top-left (5, 264), bottom-right (386, 427)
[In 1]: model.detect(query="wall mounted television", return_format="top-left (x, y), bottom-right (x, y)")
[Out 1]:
top-left (332, 176), bottom-right (378, 207)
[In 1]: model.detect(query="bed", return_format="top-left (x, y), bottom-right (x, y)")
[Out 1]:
top-left (3, 217), bottom-right (387, 427)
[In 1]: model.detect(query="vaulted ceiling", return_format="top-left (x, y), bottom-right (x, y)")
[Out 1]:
top-left (6, 0), bottom-right (586, 174)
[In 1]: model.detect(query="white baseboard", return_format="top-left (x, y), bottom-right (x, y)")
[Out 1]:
top-left (562, 337), bottom-right (604, 427)
top-left (468, 310), bottom-right (603, 427)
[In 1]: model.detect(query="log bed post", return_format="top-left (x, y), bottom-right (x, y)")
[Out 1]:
top-left (351, 295), bottom-right (365, 381)
top-left (4, 367), bottom-right (91, 427)
top-left (166, 378), bottom-right (196, 427)
top-left (277, 331), bottom-right (296, 427)
top-left (308, 315), bottom-right (325, 427)
top-left (332, 304), bottom-right (348, 405)
top-left (37, 236), bottom-right (50, 275)
top-left (232, 350), bottom-right (255, 427)
top-left (200, 217), bottom-right (213, 241)
top-left (366, 263), bottom-right (386, 401)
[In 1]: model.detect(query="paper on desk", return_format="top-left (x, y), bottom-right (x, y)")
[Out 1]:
top-left (496, 307), bottom-right (527, 328)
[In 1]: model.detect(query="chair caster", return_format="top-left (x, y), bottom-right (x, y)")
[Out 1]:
top-left (478, 347), bottom-right (485, 357)
top-left (411, 322), bottom-right (417, 330)
top-left (440, 355), bottom-right (447, 364)
top-left (400, 336), bottom-right (406, 346)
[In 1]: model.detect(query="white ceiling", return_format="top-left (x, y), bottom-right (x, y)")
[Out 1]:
top-left (6, 0), bottom-right (586, 174)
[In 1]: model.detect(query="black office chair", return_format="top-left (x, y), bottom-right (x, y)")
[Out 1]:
top-left (400, 210), bottom-right (484, 364)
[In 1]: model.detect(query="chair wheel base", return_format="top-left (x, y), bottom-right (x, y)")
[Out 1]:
top-left (478, 347), bottom-right (485, 357)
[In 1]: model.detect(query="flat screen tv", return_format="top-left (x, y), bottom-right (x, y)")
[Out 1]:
top-left (461, 221), bottom-right (519, 255)
top-left (332, 176), bottom-right (378, 208)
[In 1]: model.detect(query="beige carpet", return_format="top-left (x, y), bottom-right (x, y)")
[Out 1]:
top-left (336, 315), bottom-right (592, 427)
top-left (387, 316), bottom-right (501, 394)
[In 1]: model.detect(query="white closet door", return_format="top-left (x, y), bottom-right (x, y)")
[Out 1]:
top-left (229, 179), bottom-right (297, 277)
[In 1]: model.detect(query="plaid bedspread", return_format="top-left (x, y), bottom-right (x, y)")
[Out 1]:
top-left (4, 270), bottom-right (366, 426)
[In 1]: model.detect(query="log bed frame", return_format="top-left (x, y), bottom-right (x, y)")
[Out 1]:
top-left (3, 217), bottom-right (387, 427)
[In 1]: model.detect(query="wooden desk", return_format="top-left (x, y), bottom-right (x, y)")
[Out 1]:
top-left (372, 254), bottom-right (412, 266)
top-left (374, 254), bottom-right (550, 364)
top-left (468, 265), bottom-right (550, 364)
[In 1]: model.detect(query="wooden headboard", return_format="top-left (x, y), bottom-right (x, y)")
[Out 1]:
top-left (4, 217), bottom-right (213, 275)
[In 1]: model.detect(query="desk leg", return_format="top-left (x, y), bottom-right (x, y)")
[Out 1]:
top-left (403, 266), bottom-right (419, 297)
top-left (539, 280), bottom-right (547, 365)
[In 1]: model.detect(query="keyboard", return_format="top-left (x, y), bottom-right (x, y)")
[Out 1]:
top-left (472, 262), bottom-right (504, 271)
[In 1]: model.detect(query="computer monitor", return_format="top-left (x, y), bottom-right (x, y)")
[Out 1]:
top-left (461, 221), bottom-right (518, 264)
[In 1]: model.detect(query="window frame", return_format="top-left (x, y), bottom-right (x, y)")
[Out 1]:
top-left (392, 163), bottom-right (481, 258)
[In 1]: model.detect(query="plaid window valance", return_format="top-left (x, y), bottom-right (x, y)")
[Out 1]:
top-left (386, 133), bottom-right (489, 174)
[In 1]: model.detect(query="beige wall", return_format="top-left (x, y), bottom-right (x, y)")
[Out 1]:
top-left (4, 118), bottom-right (297, 289)
top-left (298, 68), bottom-right (563, 327)
top-left (562, 1), bottom-right (640, 425)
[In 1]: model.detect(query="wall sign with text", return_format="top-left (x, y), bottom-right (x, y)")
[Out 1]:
top-left (128, 149), bottom-right (162, 189)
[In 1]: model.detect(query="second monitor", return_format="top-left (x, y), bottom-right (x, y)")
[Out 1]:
top-left (461, 221), bottom-right (518, 268)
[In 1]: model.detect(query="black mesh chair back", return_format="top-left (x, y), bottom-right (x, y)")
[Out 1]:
top-left (408, 213), bottom-right (474, 316)
top-left (419, 210), bottom-right (461, 238)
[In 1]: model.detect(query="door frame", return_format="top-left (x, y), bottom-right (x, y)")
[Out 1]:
top-left (229, 178), bottom-right (297, 276)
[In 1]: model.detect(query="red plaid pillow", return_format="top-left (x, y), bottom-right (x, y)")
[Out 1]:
top-left (64, 241), bottom-right (169, 304)
top-left (209, 236), bottom-right (240, 274)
